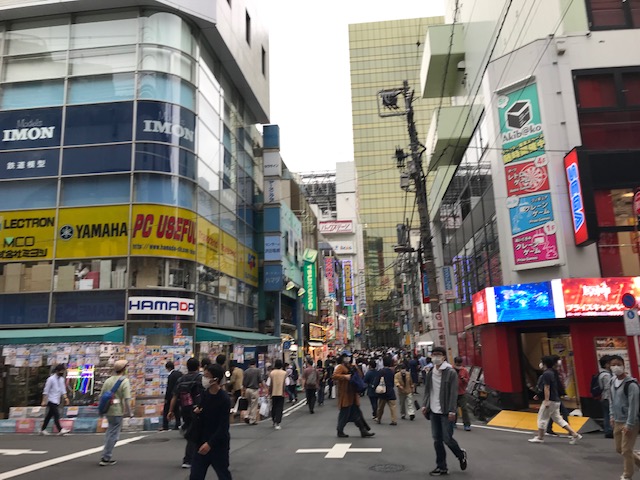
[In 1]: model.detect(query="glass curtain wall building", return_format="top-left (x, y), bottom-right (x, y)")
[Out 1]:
top-left (348, 17), bottom-right (444, 344)
top-left (0, 7), bottom-right (266, 344)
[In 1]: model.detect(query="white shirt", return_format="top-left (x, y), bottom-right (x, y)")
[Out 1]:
top-left (43, 374), bottom-right (66, 405)
top-left (430, 367), bottom-right (443, 414)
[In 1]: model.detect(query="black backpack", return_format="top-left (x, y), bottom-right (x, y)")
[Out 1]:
top-left (177, 373), bottom-right (201, 408)
top-left (590, 372), bottom-right (604, 399)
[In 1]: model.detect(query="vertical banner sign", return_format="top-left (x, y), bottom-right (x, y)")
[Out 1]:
top-left (342, 260), bottom-right (354, 306)
top-left (421, 264), bottom-right (430, 303)
top-left (303, 261), bottom-right (317, 312)
top-left (325, 257), bottom-right (336, 298)
top-left (498, 82), bottom-right (560, 269)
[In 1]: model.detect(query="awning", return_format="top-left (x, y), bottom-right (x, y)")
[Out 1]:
top-left (0, 326), bottom-right (124, 345)
top-left (196, 327), bottom-right (280, 346)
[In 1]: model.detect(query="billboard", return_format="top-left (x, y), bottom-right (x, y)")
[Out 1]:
top-left (562, 277), bottom-right (640, 317)
top-left (130, 205), bottom-right (196, 260)
top-left (498, 81), bottom-right (561, 270)
top-left (0, 209), bottom-right (55, 261)
top-left (494, 281), bottom-right (562, 322)
top-left (56, 206), bottom-right (129, 258)
top-left (128, 296), bottom-right (195, 316)
top-left (342, 259), bottom-right (354, 305)
top-left (319, 220), bottom-right (354, 234)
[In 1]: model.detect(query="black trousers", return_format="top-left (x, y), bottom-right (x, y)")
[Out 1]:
top-left (182, 408), bottom-right (197, 465)
top-left (162, 399), bottom-right (181, 430)
top-left (337, 405), bottom-right (363, 432)
top-left (271, 396), bottom-right (285, 424)
top-left (306, 388), bottom-right (317, 412)
top-left (42, 402), bottom-right (62, 431)
top-left (189, 446), bottom-right (232, 480)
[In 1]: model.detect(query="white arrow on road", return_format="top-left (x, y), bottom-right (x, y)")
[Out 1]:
top-left (0, 450), bottom-right (47, 456)
top-left (296, 443), bottom-right (381, 459)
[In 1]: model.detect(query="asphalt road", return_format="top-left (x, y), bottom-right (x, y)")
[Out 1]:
top-left (0, 395), bottom-right (626, 480)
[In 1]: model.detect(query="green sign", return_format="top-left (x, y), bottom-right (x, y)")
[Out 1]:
top-left (498, 82), bottom-right (545, 165)
top-left (303, 260), bottom-right (317, 312)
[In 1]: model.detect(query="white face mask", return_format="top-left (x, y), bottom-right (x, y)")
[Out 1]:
top-left (611, 365), bottom-right (625, 377)
top-left (432, 356), bottom-right (444, 366)
top-left (202, 377), bottom-right (213, 389)
top-left (539, 363), bottom-right (544, 370)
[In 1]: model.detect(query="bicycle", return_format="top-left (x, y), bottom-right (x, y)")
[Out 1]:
top-left (467, 380), bottom-right (501, 422)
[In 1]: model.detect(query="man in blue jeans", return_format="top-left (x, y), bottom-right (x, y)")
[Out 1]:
top-left (421, 347), bottom-right (468, 477)
top-left (99, 360), bottom-right (132, 466)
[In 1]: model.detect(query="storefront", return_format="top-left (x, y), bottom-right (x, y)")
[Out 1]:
top-left (306, 322), bottom-right (327, 364)
top-left (472, 277), bottom-right (640, 414)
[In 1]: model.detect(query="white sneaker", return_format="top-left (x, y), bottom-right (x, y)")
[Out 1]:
top-left (275, 424), bottom-right (281, 430)
top-left (569, 434), bottom-right (582, 445)
top-left (59, 428), bottom-right (70, 435)
top-left (39, 430), bottom-right (50, 436)
top-left (528, 437), bottom-right (544, 443)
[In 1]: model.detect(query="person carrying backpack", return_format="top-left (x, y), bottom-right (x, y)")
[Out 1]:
top-left (594, 355), bottom-right (614, 438)
top-left (608, 354), bottom-right (640, 480)
top-left (169, 357), bottom-right (204, 469)
top-left (302, 358), bottom-right (319, 414)
top-left (98, 360), bottom-right (132, 466)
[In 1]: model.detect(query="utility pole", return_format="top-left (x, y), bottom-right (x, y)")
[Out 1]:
top-left (378, 80), bottom-right (443, 347)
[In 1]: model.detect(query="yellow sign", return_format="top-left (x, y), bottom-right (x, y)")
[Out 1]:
top-left (130, 205), bottom-right (196, 260)
top-left (0, 209), bottom-right (55, 262)
top-left (220, 231), bottom-right (237, 278)
top-left (56, 206), bottom-right (129, 258)
top-left (236, 243), bottom-right (258, 287)
top-left (197, 216), bottom-right (222, 272)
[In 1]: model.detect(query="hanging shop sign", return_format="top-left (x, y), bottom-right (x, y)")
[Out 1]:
top-left (56, 205), bottom-right (129, 258)
top-left (0, 209), bottom-right (55, 261)
top-left (130, 205), bottom-right (196, 260)
top-left (498, 81), bottom-right (560, 270)
top-left (563, 148), bottom-right (597, 246)
top-left (325, 257), bottom-right (336, 298)
top-left (309, 323), bottom-right (325, 343)
top-left (342, 259), bottom-right (354, 306)
top-left (303, 249), bottom-right (318, 312)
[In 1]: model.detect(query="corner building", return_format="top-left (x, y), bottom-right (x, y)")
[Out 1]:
top-left (0, 2), bottom-right (269, 345)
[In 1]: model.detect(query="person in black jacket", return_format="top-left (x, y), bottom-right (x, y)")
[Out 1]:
top-left (363, 359), bottom-right (379, 419)
top-left (373, 355), bottom-right (398, 425)
top-left (190, 364), bottom-right (232, 480)
top-left (169, 358), bottom-right (203, 469)
top-left (161, 361), bottom-right (183, 431)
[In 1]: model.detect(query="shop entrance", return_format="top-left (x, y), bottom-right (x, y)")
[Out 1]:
top-left (519, 330), bottom-right (580, 410)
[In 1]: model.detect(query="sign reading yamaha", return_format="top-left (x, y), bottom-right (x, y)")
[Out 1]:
top-left (0, 108), bottom-right (62, 151)
top-left (136, 101), bottom-right (196, 151)
top-left (128, 296), bottom-right (195, 316)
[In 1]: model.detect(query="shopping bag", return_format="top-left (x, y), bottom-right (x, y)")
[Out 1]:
top-left (231, 397), bottom-right (240, 415)
top-left (238, 397), bottom-right (249, 412)
top-left (407, 393), bottom-right (416, 416)
top-left (259, 398), bottom-right (270, 418)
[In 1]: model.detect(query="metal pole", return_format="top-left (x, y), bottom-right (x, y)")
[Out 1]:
top-left (402, 80), bottom-right (443, 343)
top-left (275, 293), bottom-right (281, 339)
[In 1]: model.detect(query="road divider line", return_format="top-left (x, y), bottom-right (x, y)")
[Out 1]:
top-left (0, 435), bottom-right (146, 480)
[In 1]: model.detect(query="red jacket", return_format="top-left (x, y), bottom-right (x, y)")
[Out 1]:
top-left (456, 366), bottom-right (469, 395)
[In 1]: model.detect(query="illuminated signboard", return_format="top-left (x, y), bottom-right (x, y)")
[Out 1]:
top-left (342, 260), bottom-right (354, 305)
top-left (472, 288), bottom-right (496, 325)
top-left (564, 148), bottom-right (591, 246)
top-left (494, 281), bottom-right (564, 322)
top-left (562, 277), bottom-right (640, 317)
top-left (309, 323), bottom-right (325, 343)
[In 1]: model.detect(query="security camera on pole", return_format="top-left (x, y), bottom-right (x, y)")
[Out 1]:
top-left (621, 292), bottom-right (640, 374)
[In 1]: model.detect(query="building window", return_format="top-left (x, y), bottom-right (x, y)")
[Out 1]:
top-left (0, 178), bottom-right (57, 209)
top-left (61, 175), bottom-right (131, 206)
top-left (245, 11), bottom-right (251, 45)
top-left (130, 257), bottom-right (195, 290)
top-left (262, 47), bottom-right (267, 76)
top-left (0, 80), bottom-right (64, 110)
top-left (586, 0), bottom-right (640, 30)
top-left (54, 259), bottom-right (127, 291)
top-left (134, 173), bottom-right (196, 210)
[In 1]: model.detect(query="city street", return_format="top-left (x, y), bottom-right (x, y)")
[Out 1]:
top-left (0, 396), bottom-right (623, 480)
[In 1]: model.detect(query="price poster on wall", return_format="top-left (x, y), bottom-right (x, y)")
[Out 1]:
top-left (595, 337), bottom-right (630, 369)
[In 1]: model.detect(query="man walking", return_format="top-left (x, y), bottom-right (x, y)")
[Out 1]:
top-left (394, 361), bottom-right (415, 420)
top-left (268, 359), bottom-right (287, 430)
top-left (302, 358), bottom-right (319, 414)
top-left (333, 353), bottom-right (375, 438)
top-left (608, 354), bottom-right (639, 480)
top-left (421, 346), bottom-right (467, 477)
top-left (598, 355), bottom-right (614, 438)
top-left (453, 357), bottom-right (472, 431)
top-left (374, 355), bottom-right (398, 425)
top-left (99, 360), bottom-right (132, 466)
top-left (169, 358), bottom-right (204, 469)
top-left (242, 359), bottom-right (263, 425)
top-left (528, 355), bottom-right (582, 445)
top-left (40, 364), bottom-right (70, 436)
top-left (161, 361), bottom-right (182, 431)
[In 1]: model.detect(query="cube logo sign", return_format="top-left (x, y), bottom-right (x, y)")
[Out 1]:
top-left (506, 101), bottom-right (532, 129)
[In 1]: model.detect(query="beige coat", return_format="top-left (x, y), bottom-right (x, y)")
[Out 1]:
top-left (394, 370), bottom-right (414, 395)
top-left (332, 363), bottom-right (360, 409)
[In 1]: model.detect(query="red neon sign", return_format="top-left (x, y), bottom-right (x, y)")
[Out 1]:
top-left (562, 277), bottom-right (640, 317)
top-left (564, 149), bottom-right (589, 246)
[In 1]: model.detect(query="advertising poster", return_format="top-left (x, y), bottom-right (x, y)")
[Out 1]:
top-left (342, 260), bottom-right (354, 306)
top-left (56, 205), bottom-right (129, 258)
top-left (130, 204), bottom-right (196, 260)
top-left (595, 337), bottom-right (629, 371)
top-left (563, 277), bottom-right (640, 317)
top-left (325, 257), bottom-right (335, 298)
top-left (0, 209), bottom-right (55, 261)
top-left (498, 81), bottom-right (560, 269)
top-left (494, 282), bottom-right (559, 322)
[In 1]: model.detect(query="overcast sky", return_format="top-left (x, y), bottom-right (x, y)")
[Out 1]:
top-left (261, 0), bottom-right (445, 174)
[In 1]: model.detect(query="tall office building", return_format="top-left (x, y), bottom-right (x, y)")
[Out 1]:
top-left (349, 17), bottom-right (444, 344)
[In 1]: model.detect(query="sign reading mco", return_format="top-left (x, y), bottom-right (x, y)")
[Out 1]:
top-left (128, 296), bottom-right (195, 316)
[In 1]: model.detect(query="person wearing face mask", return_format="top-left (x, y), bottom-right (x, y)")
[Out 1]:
top-left (528, 355), bottom-right (582, 445)
top-left (189, 364), bottom-right (232, 480)
top-left (39, 364), bottom-right (70, 436)
top-left (169, 357), bottom-right (204, 469)
top-left (421, 347), bottom-right (467, 477)
top-left (333, 353), bottom-right (374, 438)
top-left (608, 355), bottom-right (640, 480)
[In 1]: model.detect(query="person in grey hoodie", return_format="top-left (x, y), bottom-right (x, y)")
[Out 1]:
top-left (608, 354), bottom-right (640, 480)
top-left (421, 346), bottom-right (467, 477)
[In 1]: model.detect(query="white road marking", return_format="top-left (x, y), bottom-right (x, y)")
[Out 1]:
top-left (0, 450), bottom-right (47, 457)
top-left (296, 443), bottom-right (382, 459)
top-left (0, 435), bottom-right (146, 480)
